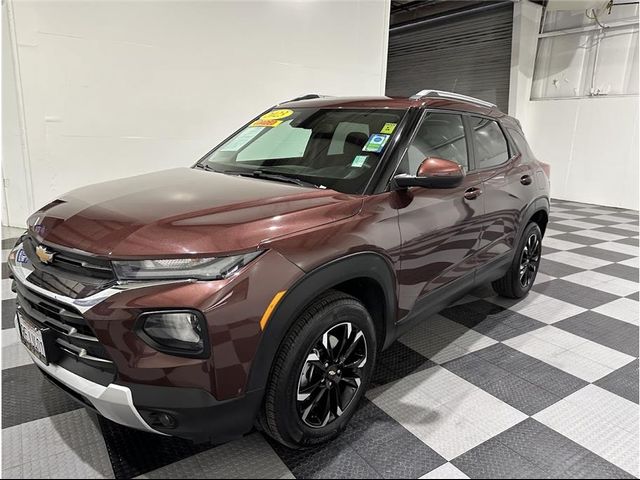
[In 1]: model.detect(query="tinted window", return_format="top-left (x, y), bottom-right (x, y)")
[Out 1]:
top-left (507, 128), bottom-right (536, 161)
top-left (238, 122), bottom-right (311, 161)
top-left (201, 108), bottom-right (406, 194)
top-left (470, 117), bottom-right (509, 169)
top-left (400, 113), bottom-right (468, 175)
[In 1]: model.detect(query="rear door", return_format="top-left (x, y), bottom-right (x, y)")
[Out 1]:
top-left (396, 111), bottom-right (485, 312)
top-left (469, 116), bottom-right (535, 262)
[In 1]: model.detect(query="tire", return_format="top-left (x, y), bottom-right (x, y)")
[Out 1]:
top-left (492, 222), bottom-right (542, 299)
top-left (259, 290), bottom-right (377, 448)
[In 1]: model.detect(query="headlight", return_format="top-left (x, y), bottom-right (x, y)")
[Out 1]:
top-left (137, 311), bottom-right (208, 357)
top-left (112, 252), bottom-right (263, 280)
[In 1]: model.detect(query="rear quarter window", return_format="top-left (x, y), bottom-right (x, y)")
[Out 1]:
top-left (507, 128), bottom-right (537, 161)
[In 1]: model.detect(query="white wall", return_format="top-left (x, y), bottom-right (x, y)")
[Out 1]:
top-left (2, 0), bottom-right (391, 227)
top-left (510, 0), bottom-right (639, 211)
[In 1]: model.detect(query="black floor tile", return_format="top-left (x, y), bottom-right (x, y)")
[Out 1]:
top-left (552, 232), bottom-right (603, 246)
top-left (481, 374), bottom-right (561, 416)
top-left (474, 344), bottom-right (588, 398)
top-left (627, 291), bottom-right (639, 300)
top-left (546, 223), bottom-right (583, 233)
top-left (1, 237), bottom-right (19, 250)
top-left (452, 436), bottom-right (548, 479)
top-left (98, 416), bottom-right (212, 479)
top-left (594, 226), bottom-right (639, 237)
top-left (555, 311), bottom-right (639, 357)
top-left (343, 399), bottom-right (446, 478)
top-left (2, 262), bottom-right (10, 280)
top-left (2, 364), bottom-right (81, 428)
top-left (2, 299), bottom-right (16, 329)
top-left (441, 299), bottom-right (545, 342)
top-left (538, 258), bottom-right (582, 278)
top-left (443, 352), bottom-right (511, 387)
top-left (532, 279), bottom-right (619, 309)
top-left (582, 217), bottom-right (621, 226)
top-left (616, 236), bottom-right (640, 247)
top-left (594, 360), bottom-right (639, 404)
top-left (571, 246), bottom-right (634, 263)
top-left (492, 419), bottom-right (635, 479)
top-left (371, 341), bottom-right (435, 387)
top-left (594, 263), bottom-right (639, 282)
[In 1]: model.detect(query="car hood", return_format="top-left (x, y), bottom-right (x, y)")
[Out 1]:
top-left (27, 168), bottom-right (362, 257)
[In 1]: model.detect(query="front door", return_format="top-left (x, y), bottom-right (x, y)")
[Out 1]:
top-left (395, 112), bottom-right (485, 314)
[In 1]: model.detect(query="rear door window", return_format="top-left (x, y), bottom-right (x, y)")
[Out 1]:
top-left (470, 117), bottom-right (510, 169)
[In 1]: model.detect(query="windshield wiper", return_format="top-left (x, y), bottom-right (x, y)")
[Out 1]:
top-left (194, 163), bottom-right (220, 172)
top-left (224, 170), bottom-right (321, 189)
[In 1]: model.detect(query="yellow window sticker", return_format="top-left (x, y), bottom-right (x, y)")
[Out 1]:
top-left (251, 119), bottom-right (283, 128)
top-left (381, 122), bottom-right (397, 134)
top-left (260, 109), bottom-right (294, 121)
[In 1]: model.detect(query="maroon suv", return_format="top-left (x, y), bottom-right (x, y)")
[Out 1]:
top-left (9, 90), bottom-right (550, 447)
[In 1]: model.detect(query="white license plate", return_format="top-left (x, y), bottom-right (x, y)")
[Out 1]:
top-left (17, 312), bottom-right (49, 364)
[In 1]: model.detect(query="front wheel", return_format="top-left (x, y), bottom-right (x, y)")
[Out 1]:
top-left (492, 222), bottom-right (542, 298)
top-left (259, 290), bottom-right (377, 448)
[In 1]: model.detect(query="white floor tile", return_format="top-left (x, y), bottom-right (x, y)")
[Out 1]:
top-left (137, 433), bottom-right (294, 479)
top-left (592, 298), bottom-right (639, 325)
top-left (592, 214), bottom-right (637, 224)
top-left (573, 229), bottom-right (625, 242)
top-left (611, 223), bottom-right (639, 232)
top-left (543, 228), bottom-right (564, 237)
top-left (544, 251), bottom-right (611, 270)
top-left (542, 237), bottom-right (583, 251)
top-left (420, 462), bottom-right (469, 479)
top-left (505, 293), bottom-right (586, 324)
top-left (504, 330), bottom-right (632, 382)
top-left (2, 278), bottom-right (16, 299)
top-left (368, 367), bottom-right (525, 461)
top-left (3, 328), bottom-right (33, 370)
top-left (619, 257), bottom-right (639, 268)
top-left (554, 219), bottom-right (601, 230)
top-left (592, 241), bottom-right (639, 257)
top-left (535, 389), bottom-right (639, 477)
top-left (563, 271), bottom-right (639, 296)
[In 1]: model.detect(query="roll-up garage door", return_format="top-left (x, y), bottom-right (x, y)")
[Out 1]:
top-left (386, 2), bottom-right (514, 112)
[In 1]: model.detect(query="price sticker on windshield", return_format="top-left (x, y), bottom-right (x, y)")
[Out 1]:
top-left (363, 133), bottom-right (390, 153)
top-left (251, 119), bottom-right (282, 128)
top-left (260, 109), bottom-right (293, 121)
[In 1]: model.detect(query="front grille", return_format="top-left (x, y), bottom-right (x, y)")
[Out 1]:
top-left (15, 281), bottom-right (116, 382)
top-left (24, 235), bottom-right (115, 281)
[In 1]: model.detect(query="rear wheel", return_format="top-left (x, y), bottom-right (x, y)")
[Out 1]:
top-left (260, 290), bottom-right (376, 448)
top-left (492, 222), bottom-right (542, 298)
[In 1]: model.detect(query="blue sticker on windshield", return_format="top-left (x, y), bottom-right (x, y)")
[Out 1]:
top-left (363, 133), bottom-right (390, 153)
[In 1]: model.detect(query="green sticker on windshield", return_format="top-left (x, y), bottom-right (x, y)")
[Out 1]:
top-left (351, 155), bottom-right (368, 168)
top-left (363, 133), bottom-right (390, 153)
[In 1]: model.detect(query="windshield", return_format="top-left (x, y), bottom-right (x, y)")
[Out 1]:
top-left (197, 107), bottom-right (407, 194)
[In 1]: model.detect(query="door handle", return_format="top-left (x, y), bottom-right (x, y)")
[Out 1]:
top-left (464, 187), bottom-right (482, 200)
top-left (520, 175), bottom-right (533, 186)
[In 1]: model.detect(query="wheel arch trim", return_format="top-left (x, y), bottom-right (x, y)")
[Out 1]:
top-left (245, 251), bottom-right (397, 393)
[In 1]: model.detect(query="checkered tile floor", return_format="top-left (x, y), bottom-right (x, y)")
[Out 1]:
top-left (2, 199), bottom-right (638, 479)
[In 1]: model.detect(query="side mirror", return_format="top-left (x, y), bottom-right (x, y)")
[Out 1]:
top-left (392, 157), bottom-right (465, 190)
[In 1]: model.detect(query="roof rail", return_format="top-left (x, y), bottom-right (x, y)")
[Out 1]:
top-left (410, 89), bottom-right (496, 108)
top-left (287, 94), bottom-right (331, 102)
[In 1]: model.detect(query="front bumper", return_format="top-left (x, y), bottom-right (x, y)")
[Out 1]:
top-left (19, 331), bottom-right (164, 434)
top-left (8, 238), bottom-right (302, 441)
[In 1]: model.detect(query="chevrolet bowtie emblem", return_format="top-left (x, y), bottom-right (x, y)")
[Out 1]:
top-left (35, 245), bottom-right (55, 264)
